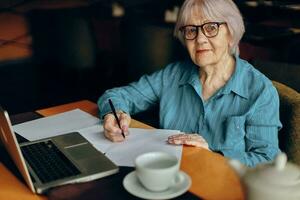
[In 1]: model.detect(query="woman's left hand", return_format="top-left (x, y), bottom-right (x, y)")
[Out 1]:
top-left (167, 133), bottom-right (210, 150)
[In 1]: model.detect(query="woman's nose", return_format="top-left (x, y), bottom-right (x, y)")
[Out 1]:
top-left (196, 29), bottom-right (208, 43)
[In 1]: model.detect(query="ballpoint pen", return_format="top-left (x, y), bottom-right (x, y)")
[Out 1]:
top-left (108, 99), bottom-right (126, 138)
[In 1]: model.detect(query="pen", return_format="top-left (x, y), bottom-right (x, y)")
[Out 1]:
top-left (108, 99), bottom-right (126, 138)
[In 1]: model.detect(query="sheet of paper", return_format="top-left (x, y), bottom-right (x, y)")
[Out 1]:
top-left (77, 124), bottom-right (113, 153)
top-left (13, 109), bottom-right (100, 141)
top-left (92, 128), bottom-right (182, 167)
top-left (78, 126), bottom-right (182, 166)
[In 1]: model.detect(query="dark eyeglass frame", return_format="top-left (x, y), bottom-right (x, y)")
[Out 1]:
top-left (179, 22), bottom-right (226, 40)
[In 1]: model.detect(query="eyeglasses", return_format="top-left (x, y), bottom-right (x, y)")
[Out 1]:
top-left (179, 22), bottom-right (226, 40)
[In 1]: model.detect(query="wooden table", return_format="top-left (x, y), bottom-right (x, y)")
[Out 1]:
top-left (0, 100), bottom-right (244, 200)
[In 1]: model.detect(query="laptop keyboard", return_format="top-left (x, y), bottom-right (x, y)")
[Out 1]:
top-left (21, 140), bottom-right (81, 183)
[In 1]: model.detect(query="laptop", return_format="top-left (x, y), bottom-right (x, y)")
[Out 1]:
top-left (0, 107), bottom-right (118, 194)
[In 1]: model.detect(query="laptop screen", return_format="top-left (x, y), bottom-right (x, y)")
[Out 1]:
top-left (0, 107), bottom-right (36, 193)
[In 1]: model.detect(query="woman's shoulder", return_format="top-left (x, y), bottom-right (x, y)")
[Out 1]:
top-left (151, 60), bottom-right (196, 88)
top-left (160, 60), bottom-right (195, 79)
top-left (164, 60), bottom-right (194, 73)
top-left (239, 58), bottom-right (272, 84)
top-left (238, 58), bottom-right (277, 96)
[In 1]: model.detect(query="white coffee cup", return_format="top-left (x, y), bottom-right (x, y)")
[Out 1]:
top-left (135, 151), bottom-right (179, 192)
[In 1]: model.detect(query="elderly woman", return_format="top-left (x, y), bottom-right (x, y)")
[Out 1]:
top-left (98, 0), bottom-right (282, 167)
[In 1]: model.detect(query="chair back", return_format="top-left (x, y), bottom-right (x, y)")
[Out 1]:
top-left (272, 81), bottom-right (300, 165)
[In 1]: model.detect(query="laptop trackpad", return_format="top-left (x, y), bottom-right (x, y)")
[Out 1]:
top-left (64, 144), bottom-right (114, 173)
top-left (64, 143), bottom-right (102, 160)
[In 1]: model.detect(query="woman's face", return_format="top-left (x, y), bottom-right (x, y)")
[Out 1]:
top-left (184, 13), bottom-right (232, 68)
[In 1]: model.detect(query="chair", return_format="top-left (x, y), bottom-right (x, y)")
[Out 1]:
top-left (272, 81), bottom-right (300, 166)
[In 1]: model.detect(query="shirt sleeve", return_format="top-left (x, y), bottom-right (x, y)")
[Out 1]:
top-left (221, 84), bottom-right (282, 167)
top-left (97, 66), bottom-right (170, 119)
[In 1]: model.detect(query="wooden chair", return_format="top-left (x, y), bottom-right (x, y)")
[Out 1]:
top-left (272, 81), bottom-right (300, 165)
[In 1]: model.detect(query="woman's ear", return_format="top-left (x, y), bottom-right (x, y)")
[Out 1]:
top-left (227, 31), bottom-right (233, 45)
top-left (227, 33), bottom-right (234, 50)
top-left (228, 41), bottom-right (233, 50)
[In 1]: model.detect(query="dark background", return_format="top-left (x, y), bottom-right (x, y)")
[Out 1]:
top-left (0, 0), bottom-right (299, 118)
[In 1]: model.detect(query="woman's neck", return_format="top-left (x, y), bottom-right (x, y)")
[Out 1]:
top-left (199, 54), bottom-right (235, 88)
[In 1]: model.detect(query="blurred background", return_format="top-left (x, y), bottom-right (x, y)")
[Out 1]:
top-left (0, 0), bottom-right (299, 115)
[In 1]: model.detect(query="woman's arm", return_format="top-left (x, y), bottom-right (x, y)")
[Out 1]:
top-left (98, 63), bottom-right (177, 118)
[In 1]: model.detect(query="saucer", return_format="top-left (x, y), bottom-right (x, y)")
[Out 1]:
top-left (123, 170), bottom-right (191, 200)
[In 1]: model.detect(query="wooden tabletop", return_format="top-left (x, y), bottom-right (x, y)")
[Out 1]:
top-left (0, 100), bottom-right (244, 200)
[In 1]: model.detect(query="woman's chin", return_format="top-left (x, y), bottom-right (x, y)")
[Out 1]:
top-left (193, 52), bottom-right (214, 66)
top-left (194, 58), bottom-right (214, 67)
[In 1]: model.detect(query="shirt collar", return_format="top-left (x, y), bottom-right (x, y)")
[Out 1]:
top-left (178, 61), bottom-right (202, 97)
top-left (220, 56), bottom-right (249, 99)
top-left (178, 56), bottom-right (249, 99)
top-left (178, 61), bottom-right (200, 87)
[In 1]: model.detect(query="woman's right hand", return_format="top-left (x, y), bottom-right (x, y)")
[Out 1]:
top-left (103, 112), bottom-right (131, 142)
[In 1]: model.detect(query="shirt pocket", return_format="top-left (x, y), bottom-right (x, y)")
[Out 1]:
top-left (219, 116), bottom-right (246, 150)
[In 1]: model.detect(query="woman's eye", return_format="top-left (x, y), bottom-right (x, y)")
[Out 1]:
top-left (205, 24), bottom-right (217, 32)
top-left (187, 27), bottom-right (197, 33)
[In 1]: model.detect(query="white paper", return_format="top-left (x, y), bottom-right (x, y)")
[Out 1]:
top-left (103, 128), bottom-right (182, 167)
top-left (77, 126), bottom-right (182, 167)
top-left (77, 124), bottom-right (112, 153)
top-left (13, 109), bottom-right (100, 141)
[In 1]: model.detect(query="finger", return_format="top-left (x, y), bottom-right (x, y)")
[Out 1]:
top-left (104, 130), bottom-right (125, 142)
top-left (104, 113), bottom-right (115, 121)
top-left (167, 138), bottom-right (184, 145)
top-left (122, 127), bottom-right (130, 136)
top-left (168, 133), bottom-right (209, 149)
top-left (171, 133), bottom-right (186, 138)
top-left (104, 122), bottom-right (122, 134)
top-left (168, 135), bottom-right (190, 145)
top-left (168, 133), bottom-right (186, 140)
top-left (104, 115), bottom-right (122, 134)
top-left (168, 136), bottom-right (202, 146)
top-left (169, 138), bottom-right (196, 146)
top-left (168, 134), bottom-right (194, 142)
top-left (119, 113), bottom-right (130, 135)
top-left (103, 114), bottom-right (115, 126)
top-left (170, 133), bottom-right (204, 141)
top-left (104, 130), bottom-right (126, 137)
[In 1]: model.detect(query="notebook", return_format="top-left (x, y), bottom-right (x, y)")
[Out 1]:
top-left (0, 107), bottom-right (118, 194)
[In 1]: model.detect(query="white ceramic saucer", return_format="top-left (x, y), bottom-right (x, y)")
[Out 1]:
top-left (123, 170), bottom-right (191, 200)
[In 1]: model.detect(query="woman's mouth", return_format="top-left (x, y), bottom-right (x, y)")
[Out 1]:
top-left (196, 49), bottom-right (210, 54)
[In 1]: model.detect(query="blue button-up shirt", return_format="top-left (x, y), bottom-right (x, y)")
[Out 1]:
top-left (98, 57), bottom-right (282, 167)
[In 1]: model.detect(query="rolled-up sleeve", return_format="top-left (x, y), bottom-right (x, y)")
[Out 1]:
top-left (221, 85), bottom-right (282, 167)
top-left (97, 68), bottom-right (167, 119)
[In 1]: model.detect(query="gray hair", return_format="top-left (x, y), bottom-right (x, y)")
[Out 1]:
top-left (174, 0), bottom-right (245, 55)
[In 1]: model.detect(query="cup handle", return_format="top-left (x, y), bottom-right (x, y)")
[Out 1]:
top-left (171, 172), bottom-right (183, 186)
